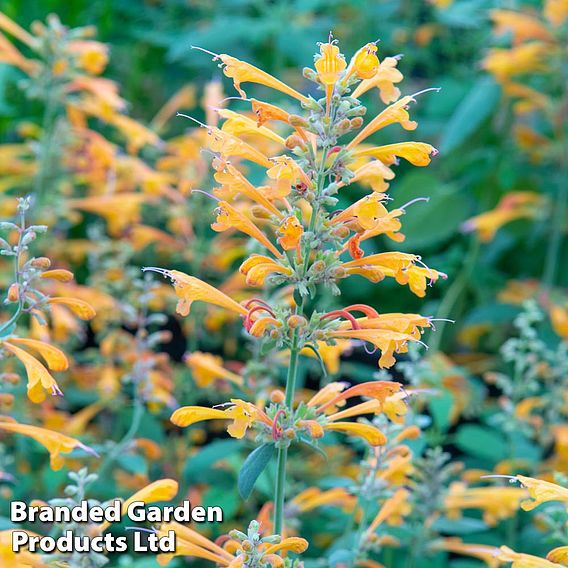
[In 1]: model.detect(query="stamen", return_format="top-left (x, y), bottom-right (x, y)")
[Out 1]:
top-left (343, 304), bottom-right (380, 319)
top-left (176, 112), bottom-right (208, 128)
top-left (430, 318), bottom-right (455, 323)
top-left (321, 310), bottom-right (361, 331)
top-left (219, 96), bottom-right (253, 104)
top-left (410, 87), bottom-right (442, 99)
top-left (191, 45), bottom-right (221, 59)
top-left (272, 409), bottom-right (285, 441)
top-left (191, 189), bottom-right (220, 202)
top-left (400, 196), bottom-right (430, 211)
top-left (142, 267), bottom-right (173, 279)
top-left (125, 527), bottom-right (157, 534)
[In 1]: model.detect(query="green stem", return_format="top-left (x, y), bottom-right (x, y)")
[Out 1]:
top-left (94, 396), bottom-right (144, 485)
top-left (542, 165), bottom-right (568, 290)
top-left (274, 330), bottom-right (301, 536)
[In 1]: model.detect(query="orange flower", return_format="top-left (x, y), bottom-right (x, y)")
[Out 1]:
top-left (277, 215), bottom-right (303, 251)
top-left (2, 340), bottom-right (65, 403)
top-left (142, 268), bottom-right (248, 318)
top-left (185, 351), bottom-right (243, 387)
top-left (239, 255), bottom-right (292, 287)
top-left (170, 399), bottom-right (270, 439)
top-left (0, 419), bottom-right (97, 470)
top-left (353, 141), bottom-right (438, 167)
top-left (215, 52), bottom-right (310, 103)
top-left (212, 201), bottom-right (283, 257)
top-left (516, 475), bottom-right (568, 511)
top-left (352, 56), bottom-right (404, 103)
top-left (314, 40), bottom-right (347, 111)
top-left (343, 43), bottom-right (380, 83)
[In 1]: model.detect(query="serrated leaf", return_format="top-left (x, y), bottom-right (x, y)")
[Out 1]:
top-left (237, 443), bottom-right (274, 500)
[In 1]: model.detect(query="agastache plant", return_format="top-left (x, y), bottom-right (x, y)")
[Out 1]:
top-left (145, 35), bottom-right (446, 550)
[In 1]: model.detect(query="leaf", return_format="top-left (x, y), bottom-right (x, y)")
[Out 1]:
top-left (183, 439), bottom-right (240, 484)
top-left (432, 516), bottom-right (488, 535)
top-left (454, 424), bottom-right (507, 461)
top-left (394, 172), bottom-right (470, 250)
top-left (439, 76), bottom-right (501, 154)
top-left (237, 443), bottom-right (274, 500)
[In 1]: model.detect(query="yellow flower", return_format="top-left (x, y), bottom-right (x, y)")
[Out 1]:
top-left (547, 547), bottom-right (568, 564)
top-left (352, 56), bottom-right (404, 103)
top-left (314, 40), bottom-right (347, 110)
top-left (353, 141), bottom-right (438, 167)
top-left (498, 546), bottom-right (564, 568)
top-left (218, 108), bottom-right (285, 146)
top-left (0, 419), bottom-right (97, 470)
top-left (462, 191), bottom-right (544, 242)
top-left (435, 539), bottom-right (501, 568)
top-left (277, 215), bottom-right (303, 251)
top-left (266, 155), bottom-right (312, 197)
top-left (324, 421), bottom-right (387, 446)
top-left (205, 126), bottom-right (273, 167)
top-left (545, 0), bottom-right (568, 26)
top-left (490, 10), bottom-right (553, 45)
top-left (365, 489), bottom-right (409, 539)
top-left (0, 529), bottom-right (47, 567)
top-left (2, 340), bottom-right (65, 403)
top-left (212, 200), bottom-right (283, 257)
top-left (98, 479), bottom-right (178, 533)
top-left (516, 475), bottom-right (568, 511)
top-left (170, 399), bottom-right (270, 439)
top-left (143, 268), bottom-right (248, 318)
top-left (216, 52), bottom-right (310, 103)
top-left (47, 297), bottom-right (97, 320)
top-left (347, 95), bottom-right (418, 149)
top-left (343, 43), bottom-right (380, 82)
top-left (212, 158), bottom-right (282, 217)
top-left (347, 159), bottom-right (395, 192)
top-left (445, 483), bottom-right (526, 525)
top-left (239, 255), bottom-right (292, 286)
top-left (291, 487), bottom-right (355, 513)
top-left (185, 351), bottom-right (243, 387)
top-left (483, 43), bottom-right (548, 80)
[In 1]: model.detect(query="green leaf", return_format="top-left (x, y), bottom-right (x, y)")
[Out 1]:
top-left (454, 424), bottom-right (507, 461)
top-left (183, 440), bottom-right (240, 484)
top-left (429, 391), bottom-right (454, 433)
top-left (237, 443), bottom-right (274, 500)
top-left (432, 516), bottom-right (488, 535)
top-left (439, 76), bottom-right (501, 154)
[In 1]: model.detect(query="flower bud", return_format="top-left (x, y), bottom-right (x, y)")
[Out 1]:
top-left (287, 315), bottom-right (307, 329)
top-left (7, 284), bottom-right (19, 303)
top-left (30, 257), bottom-right (51, 269)
top-left (331, 266), bottom-right (347, 279)
top-left (251, 206), bottom-right (272, 220)
top-left (302, 67), bottom-right (318, 82)
top-left (0, 394), bottom-right (14, 410)
top-left (242, 540), bottom-right (254, 552)
top-left (270, 390), bottom-right (285, 404)
top-left (269, 329), bottom-right (281, 340)
top-left (285, 134), bottom-right (305, 150)
top-left (289, 115), bottom-right (309, 128)
top-left (284, 428), bottom-right (295, 439)
top-left (1, 373), bottom-right (20, 385)
top-left (311, 260), bottom-right (326, 273)
top-left (350, 117), bottom-right (364, 129)
top-left (333, 225), bottom-right (350, 239)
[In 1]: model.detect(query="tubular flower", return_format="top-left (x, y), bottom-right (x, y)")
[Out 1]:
top-left (498, 546), bottom-right (564, 568)
top-left (291, 487), bottom-right (356, 513)
top-left (0, 420), bottom-right (97, 470)
top-left (324, 421), bottom-right (387, 446)
top-left (435, 539), bottom-right (501, 568)
top-left (170, 399), bottom-right (270, 439)
top-left (333, 192), bottom-right (391, 231)
top-left (341, 253), bottom-right (447, 297)
top-left (277, 215), bottom-right (303, 251)
top-left (156, 521), bottom-right (308, 566)
top-left (98, 479), bottom-right (178, 533)
top-left (312, 381), bottom-right (402, 413)
top-left (343, 42), bottom-right (380, 83)
top-left (212, 158), bottom-right (282, 217)
top-left (365, 489), bottom-right (410, 539)
top-left (314, 39), bottom-right (347, 110)
top-left (185, 351), bottom-right (243, 387)
top-left (142, 269), bottom-right (248, 318)
top-left (216, 53), bottom-right (310, 104)
top-left (0, 529), bottom-right (47, 567)
top-left (516, 475), bottom-right (568, 511)
top-left (240, 255), bottom-right (293, 287)
top-left (483, 43), bottom-right (548, 80)
top-left (462, 191), bottom-right (545, 242)
top-left (353, 141), bottom-right (438, 166)
top-left (347, 159), bottom-right (395, 192)
top-left (218, 108), bottom-right (286, 146)
top-left (212, 201), bottom-right (283, 258)
top-left (445, 483), bottom-right (527, 526)
top-left (266, 155), bottom-right (312, 197)
top-left (352, 56), bottom-right (404, 103)
top-left (1, 340), bottom-right (65, 403)
top-left (547, 547), bottom-right (568, 564)
top-left (347, 95), bottom-right (418, 149)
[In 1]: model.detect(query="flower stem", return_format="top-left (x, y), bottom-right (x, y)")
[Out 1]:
top-left (274, 329), bottom-right (301, 536)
